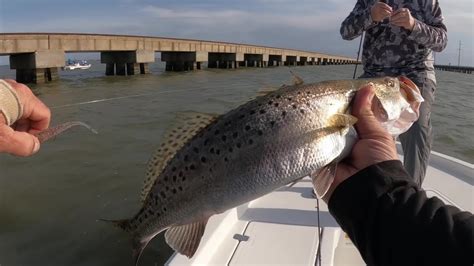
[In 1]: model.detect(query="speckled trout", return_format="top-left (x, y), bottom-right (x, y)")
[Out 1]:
top-left (105, 76), bottom-right (423, 264)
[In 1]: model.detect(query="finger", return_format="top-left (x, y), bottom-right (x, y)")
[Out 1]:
top-left (381, 10), bottom-right (393, 18)
top-left (390, 11), bottom-right (405, 19)
top-left (3, 79), bottom-right (18, 84)
top-left (12, 82), bottom-right (51, 131)
top-left (389, 19), bottom-right (403, 26)
top-left (0, 124), bottom-right (40, 156)
top-left (389, 17), bottom-right (403, 23)
top-left (391, 8), bottom-right (410, 19)
top-left (353, 85), bottom-right (375, 118)
top-left (352, 86), bottom-right (386, 138)
top-left (25, 96), bottom-right (51, 131)
top-left (376, 3), bottom-right (393, 12)
top-left (12, 119), bottom-right (31, 132)
top-left (390, 13), bottom-right (407, 22)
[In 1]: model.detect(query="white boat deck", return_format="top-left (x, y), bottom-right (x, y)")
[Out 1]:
top-left (166, 151), bottom-right (473, 266)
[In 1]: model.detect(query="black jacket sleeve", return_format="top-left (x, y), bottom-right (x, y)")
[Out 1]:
top-left (328, 160), bottom-right (473, 265)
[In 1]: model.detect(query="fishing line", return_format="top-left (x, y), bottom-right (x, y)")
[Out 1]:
top-left (50, 87), bottom-right (211, 109)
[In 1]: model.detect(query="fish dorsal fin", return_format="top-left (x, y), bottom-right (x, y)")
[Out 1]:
top-left (141, 112), bottom-right (218, 202)
top-left (311, 162), bottom-right (338, 199)
top-left (256, 82), bottom-right (292, 98)
top-left (290, 70), bottom-right (304, 85)
top-left (256, 85), bottom-right (280, 97)
top-left (257, 82), bottom-right (286, 97)
top-left (165, 218), bottom-right (210, 258)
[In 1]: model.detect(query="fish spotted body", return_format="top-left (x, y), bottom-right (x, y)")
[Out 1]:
top-left (106, 76), bottom-right (422, 264)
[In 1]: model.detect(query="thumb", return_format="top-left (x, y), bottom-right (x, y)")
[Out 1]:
top-left (352, 85), bottom-right (386, 138)
top-left (0, 124), bottom-right (40, 157)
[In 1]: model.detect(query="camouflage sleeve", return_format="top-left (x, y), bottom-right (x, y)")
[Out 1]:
top-left (408, 0), bottom-right (448, 52)
top-left (340, 0), bottom-right (373, 40)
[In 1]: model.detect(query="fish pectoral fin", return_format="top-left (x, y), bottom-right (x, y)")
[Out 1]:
top-left (165, 218), bottom-right (210, 258)
top-left (141, 112), bottom-right (219, 203)
top-left (328, 114), bottom-right (358, 128)
top-left (311, 162), bottom-right (338, 198)
top-left (290, 70), bottom-right (304, 85)
top-left (306, 114), bottom-right (357, 140)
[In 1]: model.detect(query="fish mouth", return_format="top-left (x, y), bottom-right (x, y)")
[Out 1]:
top-left (398, 76), bottom-right (424, 116)
top-left (381, 76), bottom-right (425, 136)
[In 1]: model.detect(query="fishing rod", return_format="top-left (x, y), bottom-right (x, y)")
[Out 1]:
top-left (352, 32), bottom-right (365, 79)
top-left (353, 0), bottom-right (387, 79)
top-left (315, 196), bottom-right (323, 266)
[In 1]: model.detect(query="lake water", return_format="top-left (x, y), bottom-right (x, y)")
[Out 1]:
top-left (0, 62), bottom-right (472, 265)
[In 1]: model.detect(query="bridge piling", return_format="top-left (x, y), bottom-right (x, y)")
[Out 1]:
top-left (244, 54), bottom-right (266, 68)
top-left (208, 53), bottom-right (243, 69)
top-left (116, 63), bottom-right (127, 75)
top-left (299, 56), bottom-right (308, 66)
top-left (161, 51), bottom-right (207, 72)
top-left (105, 64), bottom-right (114, 76)
top-left (284, 55), bottom-right (298, 66)
top-left (127, 63), bottom-right (140, 75)
top-left (101, 50), bottom-right (154, 76)
top-left (268, 55), bottom-right (282, 67)
top-left (9, 50), bottom-right (65, 83)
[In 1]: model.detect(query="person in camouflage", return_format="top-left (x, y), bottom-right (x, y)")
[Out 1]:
top-left (340, 0), bottom-right (447, 185)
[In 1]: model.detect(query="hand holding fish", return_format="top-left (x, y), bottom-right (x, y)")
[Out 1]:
top-left (322, 85), bottom-right (398, 202)
top-left (371, 2), bottom-right (393, 22)
top-left (0, 79), bottom-right (51, 156)
top-left (390, 8), bottom-right (415, 31)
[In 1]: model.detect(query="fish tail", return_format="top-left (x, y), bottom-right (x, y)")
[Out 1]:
top-left (99, 218), bottom-right (152, 266)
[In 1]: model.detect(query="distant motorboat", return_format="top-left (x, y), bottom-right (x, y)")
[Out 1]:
top-left (63, 60), bottom-right (91, 70)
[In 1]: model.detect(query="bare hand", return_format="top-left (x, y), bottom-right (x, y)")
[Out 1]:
top-left (323, 85), bottom-right (399, 202)
top-left (371, 2), bottom-right (393, 22)
top-left (0, 80), bottom-right (51, 156)
top-left (390, 8), bottom-right (415, 31)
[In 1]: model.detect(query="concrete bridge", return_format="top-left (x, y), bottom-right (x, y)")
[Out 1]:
top-left (0, 33), bottom-right (356, 83)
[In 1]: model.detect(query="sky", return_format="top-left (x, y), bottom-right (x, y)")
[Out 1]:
top-left (0, 0), bottom-right (473, 66)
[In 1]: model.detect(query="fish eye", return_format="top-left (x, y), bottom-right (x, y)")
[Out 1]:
top-left (387, 80), bottom-right (395, 87)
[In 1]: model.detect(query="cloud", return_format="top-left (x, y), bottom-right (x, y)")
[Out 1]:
top-left (140, 4), bottom-right (347, 32)
top-left (138, 2), bottom-right (474, 65)
top-left (143, 6), bottom-right (247, 20)
top-left (2, 14), bottom-right (143, 35)
top-left (442, 11), bottom-right (473, 35)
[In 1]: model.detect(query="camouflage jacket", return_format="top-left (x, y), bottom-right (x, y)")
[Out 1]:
top-left (341, 0), bottom-right (447, 83)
